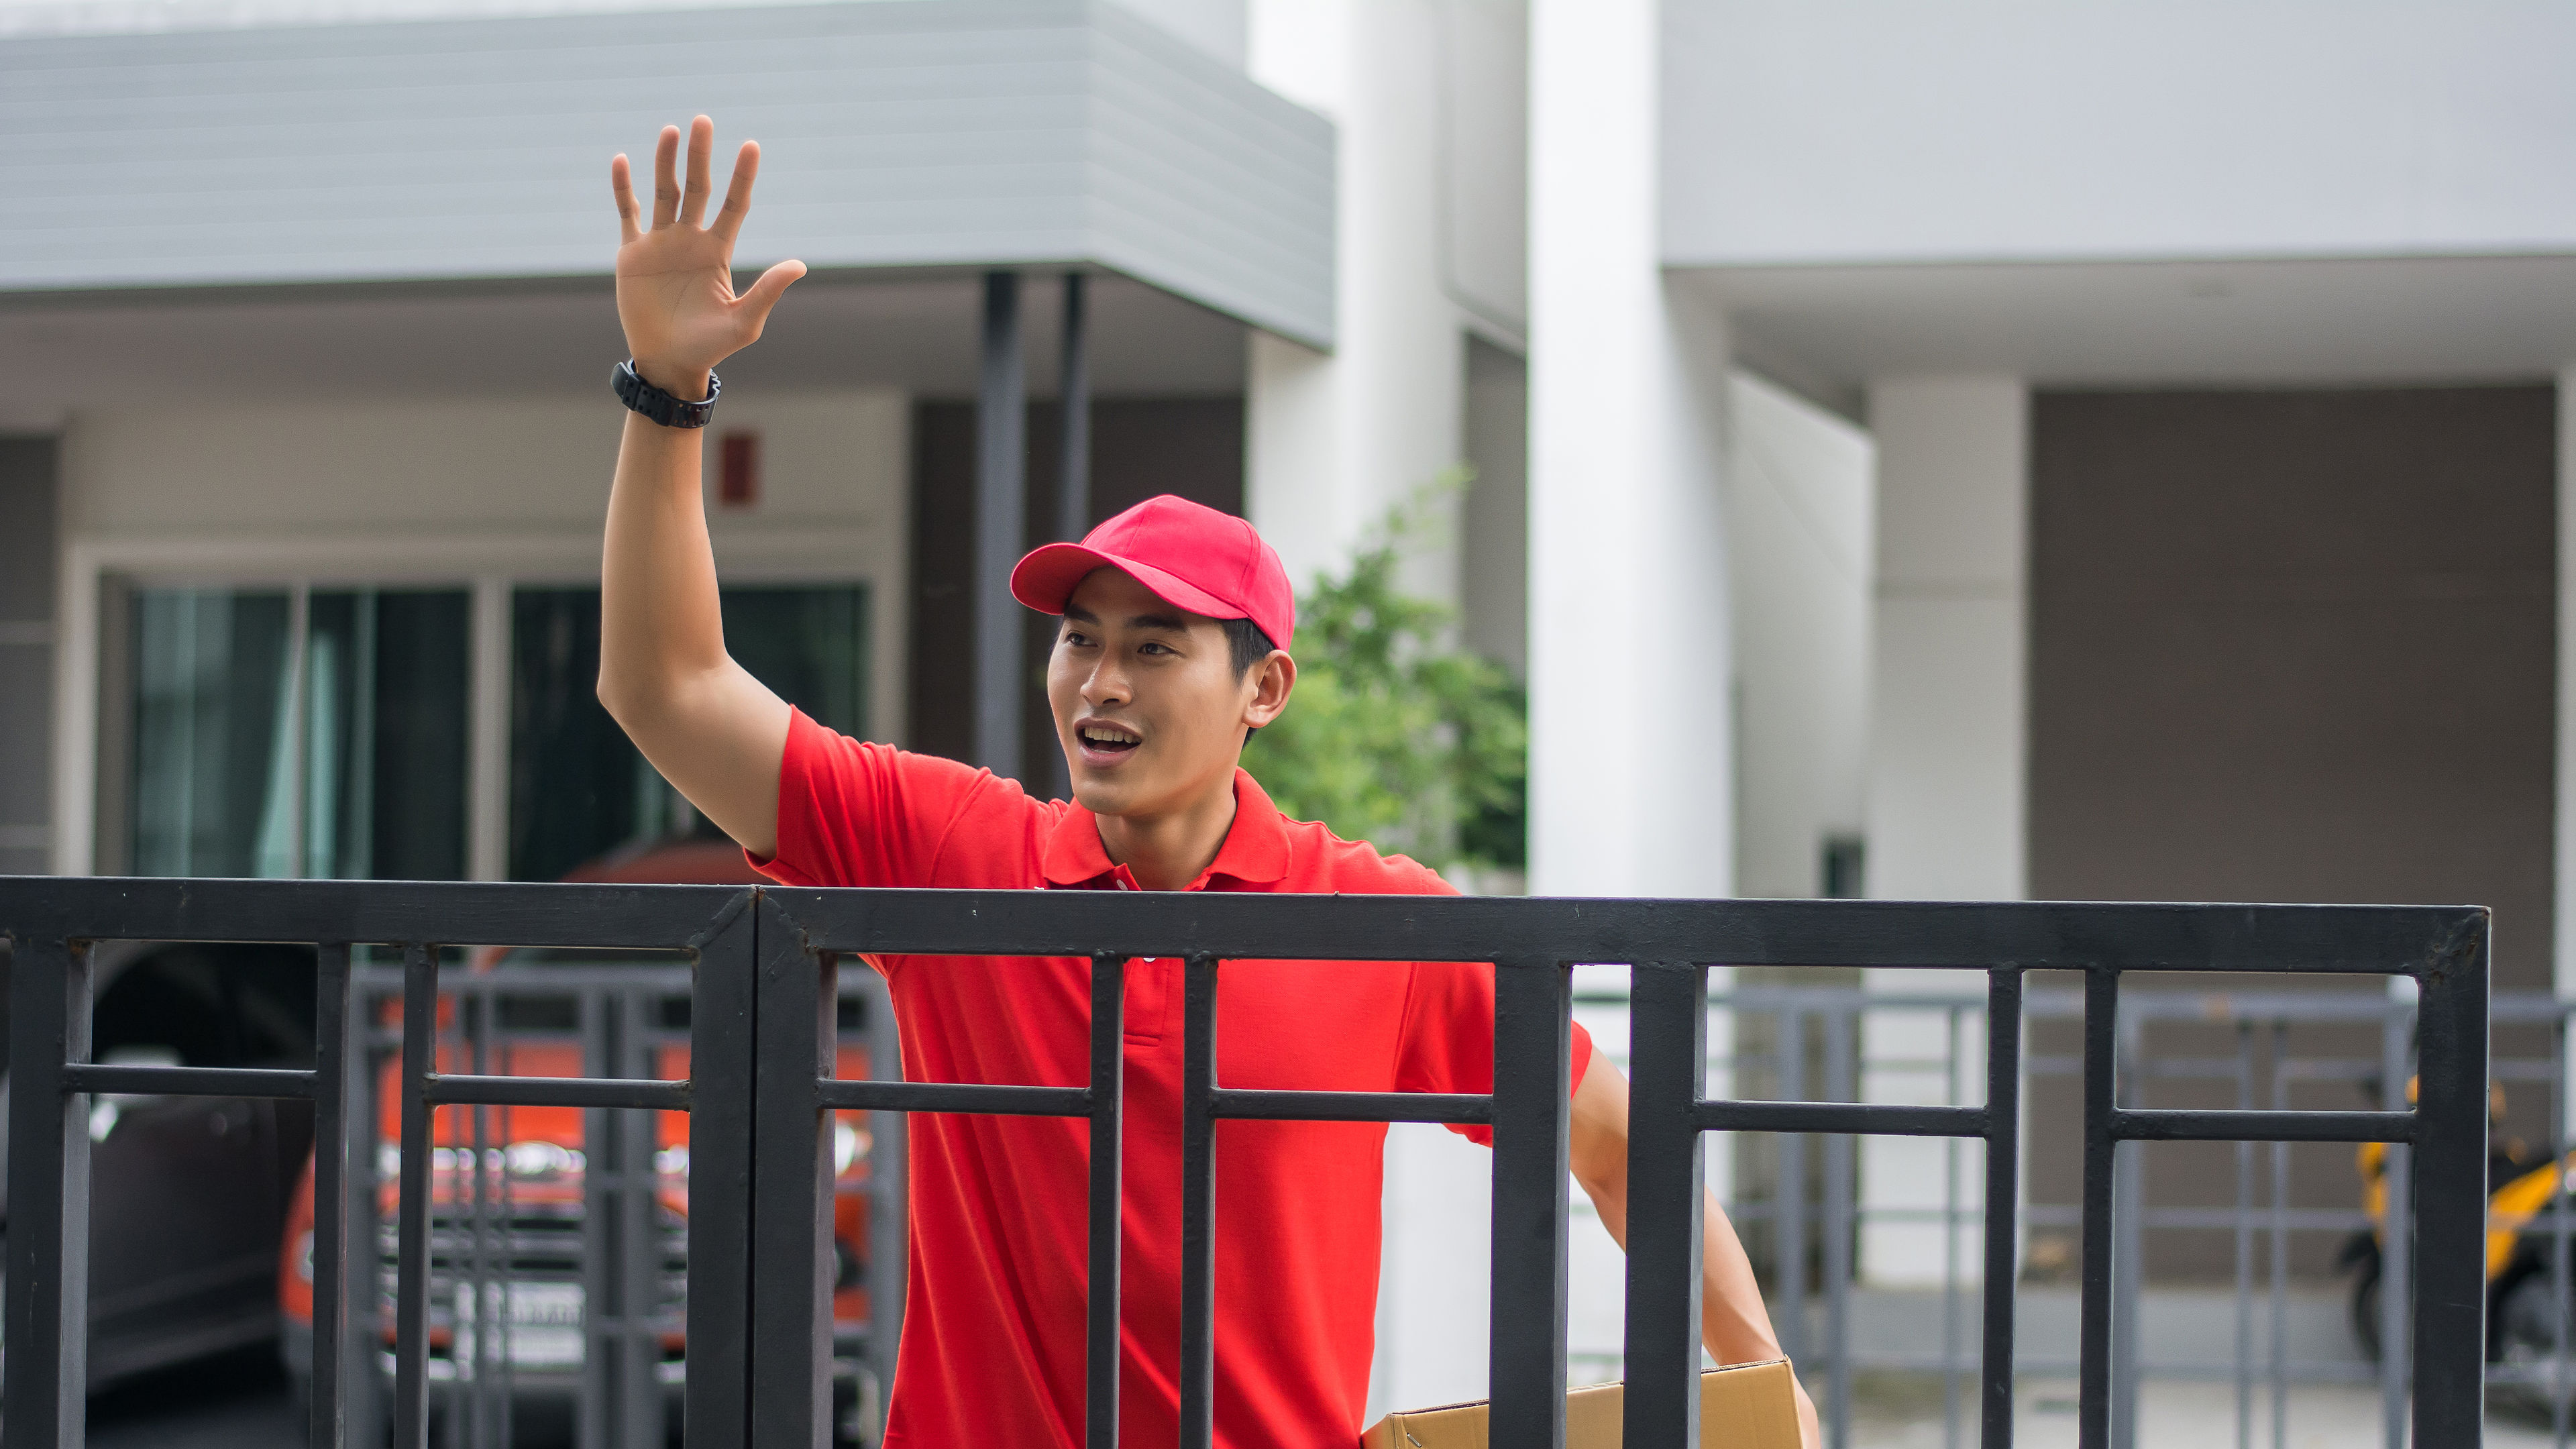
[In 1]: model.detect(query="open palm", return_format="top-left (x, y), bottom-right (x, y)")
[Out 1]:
top-left (611, 115), bottom-right (806, 396)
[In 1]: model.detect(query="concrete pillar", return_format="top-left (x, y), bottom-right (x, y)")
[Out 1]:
top-left (1527, 0), bottom-right (1733, 903)
top-left (1858, 375), bottom-right (2029, 1287)
top-left (1245, 0), bottom-right (1466, 604)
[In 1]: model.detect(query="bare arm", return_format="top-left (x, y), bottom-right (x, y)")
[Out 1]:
top-left (598, 117), bottom-right (807, 857)
top-left (1570, 1059), bottom-right (1823, 1449)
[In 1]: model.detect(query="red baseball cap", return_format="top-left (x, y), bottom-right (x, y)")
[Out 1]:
top-left (1010, 494), bottom-right (1295, 651)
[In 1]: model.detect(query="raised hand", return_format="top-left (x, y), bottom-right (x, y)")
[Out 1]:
top-left (610, 115), bottom-right (807, 400)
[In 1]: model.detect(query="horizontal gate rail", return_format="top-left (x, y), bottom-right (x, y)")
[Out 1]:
top-left (4, 877), bottom-right (2491, 1449)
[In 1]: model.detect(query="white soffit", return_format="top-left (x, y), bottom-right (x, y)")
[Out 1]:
top-left (1683, 255), bottom-right (2576, 394)
top-left (0, 0), bottom-right (1336, 348)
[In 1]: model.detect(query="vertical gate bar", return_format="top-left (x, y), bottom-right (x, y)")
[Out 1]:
top-left (623, 987), bottom-right (665, 1449)
top-left (582, 989), bottom-right (614, 1449)
top-left (863, 970), bottom-right (907, 1442)
top-left (467, 988), bottom-right (495, 1449)
top-left (4, 936), bottom-right (91, 1449)
top-left (312, 943), bottom-right (354, 1449)
top-left (393, 943), bottom-right (439, 1449)
top-left (1943, 1006), bottom-right (1962, 1449)
top-left (1824, 1006), bottom-right (1856, 1448)
top-left (686, 892), bottom-right (759, 1449)
top-left (2553, 1011), bottom-right (2571, 1449)
top-left (1780, 1006), bottom-right (1809, 1370)
top-left (1181, 954), bottom-right (1220, 1449)
top-left (348, 969), bottom-right (386, 1446)
top-left (2232, 1023), bottom-right (2253, 1449)
top-left (2111, 1012), bottom-right (2142, 1449)
top-left (1087, 953), bottom-right (1127, 1449)
top-left (2379, 1004), bottom-right (2411, 1449)
top-left (2410, 921), bottom-right (2489, 1449)
top-left (2267, 1023), bottom-right (2288, 1449)
top-left (1979, 969), bottom-right (2023, 1449)
top-left (1491, 955), bottom-right (1573, 1449)
top-left (2078, 968), bottom-right (2118, 1449)
top-left (1623, 961), bottom-right (1707, 1449)
top-left (750, 896), bottom-right (837, 1449)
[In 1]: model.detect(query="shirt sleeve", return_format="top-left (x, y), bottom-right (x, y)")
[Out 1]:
top-left (747, 706), bottom-right (1032, 890)
top-left (1393, 959), bottom-right (1597, 1147)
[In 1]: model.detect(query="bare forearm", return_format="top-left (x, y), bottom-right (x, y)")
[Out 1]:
top-left (600, 410), bottom-right (726, 709)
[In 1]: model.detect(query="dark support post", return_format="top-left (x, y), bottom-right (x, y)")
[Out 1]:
top-left (686, 893), bottom-right (759, 1449)
top-left (1087, 953), bottom-right (1126, 1449)
top-left (311, 943), bottom-right (352, 1449)
top-left (975, 269), bottom-right (1026, 778)
top-left (2078, 969), bottom-right (2118, 1449)
top-left (1980, 970), bottom-right (2023, 1449)
top-left (750, 896), bottom-right (837, 1449)
top-left (1491, 957), bottom-right (1573, 1449)
top-left (392, 943), bottom-right (439, 1449)
top-left (1059, 272), bottom-right (1091, 543)
top-left (5, 936), bottom-right (93, 1449)
top-left (1623, 962), bottom-right (1707, 1449)
top-left (2411, 922), bottom-right (2492, 1446)
top-left (1180, 955), bottom-right (1220, 1449)
top-left (345, 969), bottom-right (384, 1448)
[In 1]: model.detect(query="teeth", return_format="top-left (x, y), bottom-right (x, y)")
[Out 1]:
top-left (1081, 725), bottom-right (1139, 745)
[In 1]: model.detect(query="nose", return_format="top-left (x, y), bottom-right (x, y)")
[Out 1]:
top-left (1079, 651), bottom-right (1129, 710)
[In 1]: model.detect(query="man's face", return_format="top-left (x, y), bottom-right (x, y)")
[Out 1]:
top-left (1047, 568), bottom-right (1286, 819)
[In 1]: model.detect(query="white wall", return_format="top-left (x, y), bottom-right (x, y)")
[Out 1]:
top-left (1663, 1), bottom-right (2576, 267)
top-left (1110, 0), bottom-right (1245, 68)
top-left (50, 389), bottom-right (910, 874)
top-left (1725, 371), bottom-right (1873, 900)
top-left (1858, 374), bottom-right (2027, 1287)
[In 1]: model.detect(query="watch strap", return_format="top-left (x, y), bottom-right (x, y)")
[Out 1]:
top-left (613, 359), bottom-right (720, 429)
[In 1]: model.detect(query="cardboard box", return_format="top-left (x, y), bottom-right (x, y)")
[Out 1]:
top-left (1359, 1360), bottom-right (1802, 1448)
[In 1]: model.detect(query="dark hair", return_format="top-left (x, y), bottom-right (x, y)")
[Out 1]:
top-left (1222, 616), bottom-right (1278, 678)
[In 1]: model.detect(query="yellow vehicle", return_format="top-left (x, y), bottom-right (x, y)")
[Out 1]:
top-left (2345, 1080), bottom-right (2573, 1412)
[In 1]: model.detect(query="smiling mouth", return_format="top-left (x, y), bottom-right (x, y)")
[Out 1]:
top-left (1077, 723), bottom-right (1142, 756)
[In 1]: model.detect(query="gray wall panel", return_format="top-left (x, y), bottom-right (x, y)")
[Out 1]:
top-left (0, 437), bottom-right (56, 873)
top-left (1, 0), bottom-right (1334, 345)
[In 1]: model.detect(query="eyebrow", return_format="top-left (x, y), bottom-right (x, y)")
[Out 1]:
top-left (1061, 606), bottom-right (1193, 634)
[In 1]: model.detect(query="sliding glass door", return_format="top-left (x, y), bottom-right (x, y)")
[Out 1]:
top-left (129, 587), bottom-right (469, 879)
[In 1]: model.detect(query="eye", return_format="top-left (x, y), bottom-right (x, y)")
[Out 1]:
top-left (1061, 629), bottom-right (1095, 648)
top-left (1138, 641), bottom-right (1175, 656)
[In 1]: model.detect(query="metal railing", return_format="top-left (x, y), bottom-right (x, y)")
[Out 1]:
top-left (1, 878), bottom-right (2493, 1448)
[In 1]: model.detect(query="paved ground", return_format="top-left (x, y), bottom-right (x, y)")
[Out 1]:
top-left (1849, 1377), bottom-right (2576, 1448)
top-left (86, 1343), bottom-right (297, 1449)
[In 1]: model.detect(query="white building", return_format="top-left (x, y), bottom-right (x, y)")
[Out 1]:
top-left (5, 0), bottom-right (2572, 1420)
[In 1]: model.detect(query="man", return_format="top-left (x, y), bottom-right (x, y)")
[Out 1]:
top-left (597, 116), bottom-right (1820, 1449)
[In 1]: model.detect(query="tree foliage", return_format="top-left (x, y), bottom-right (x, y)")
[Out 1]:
top-left (1242, 482), bottom-right (1527, 874)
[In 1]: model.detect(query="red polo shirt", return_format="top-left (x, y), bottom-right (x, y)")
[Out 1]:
top-left (750, 710), bottom-right (1593, 1449)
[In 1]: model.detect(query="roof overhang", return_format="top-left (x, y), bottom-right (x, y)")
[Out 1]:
top-left (0, 0), bottom-right (1336, 349)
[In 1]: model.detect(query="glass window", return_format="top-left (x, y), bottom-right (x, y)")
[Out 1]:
top-left (129, 587), bottom-right (469, 880)
top-left (508, 584), bottom-right (869, 882)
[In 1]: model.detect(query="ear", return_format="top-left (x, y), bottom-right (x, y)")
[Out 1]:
top-left (1242, 651), bottom-right (1295, 730)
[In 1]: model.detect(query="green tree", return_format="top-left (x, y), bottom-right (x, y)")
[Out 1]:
top-left (1242, 481), bottom-right (1527, 875)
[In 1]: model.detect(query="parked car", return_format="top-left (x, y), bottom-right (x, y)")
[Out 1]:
top-left (275, 839), bottom-right (885, 1444)
top-left (0, 936), bottom-right (319, 1388)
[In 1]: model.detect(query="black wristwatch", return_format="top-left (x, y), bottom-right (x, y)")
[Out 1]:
top-left (613, 359), bottom-right (720, 429)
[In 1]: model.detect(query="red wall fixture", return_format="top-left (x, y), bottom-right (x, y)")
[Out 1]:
top-left (719, 431), bottom-right (760, 509)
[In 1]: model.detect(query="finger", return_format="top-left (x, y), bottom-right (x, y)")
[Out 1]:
top-left (710, 140), bottom-right (761, 246)
top-left (651, 125), bottom-right (682, 229)
top-left (679, 115), bottom-right (714, 229)
top-left (610, 154), bottom-right (641, 246)
top-left (737, 259), bottom-right (808, 333)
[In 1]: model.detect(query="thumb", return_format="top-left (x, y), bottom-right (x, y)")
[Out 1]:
top-left (739, 259), bottom-right (808, 327)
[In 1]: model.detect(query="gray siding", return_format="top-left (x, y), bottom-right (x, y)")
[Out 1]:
top-left (0, 0), bottom-right (1335, 346)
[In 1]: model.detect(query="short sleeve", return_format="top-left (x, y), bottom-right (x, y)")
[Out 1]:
top-left (748, 707), bottom-right (1038, 890)
top-left (1393, 960), bottom-right (1597, 1146)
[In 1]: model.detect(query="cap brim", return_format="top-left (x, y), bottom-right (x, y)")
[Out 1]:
top-left (1010, 543), bottom-right (1245, 625)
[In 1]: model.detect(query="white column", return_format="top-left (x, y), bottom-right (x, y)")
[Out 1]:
top-left (1245, 0), bottom-right (1466, 604)
top-left (1858, 374), bottom-right (2028, 1287)
top-left (1527, 0), bottom-right (1733, 902)
top-left (1244, 1), bottom-right (1496, 1418)
top-left (2558, 368), bottom-right (2576, 1000)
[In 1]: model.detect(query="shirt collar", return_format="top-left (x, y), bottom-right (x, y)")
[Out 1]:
top-left (1042, 768), bottom-right (1292, 891)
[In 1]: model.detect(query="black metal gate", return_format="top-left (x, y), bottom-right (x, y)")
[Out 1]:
top-left (3, 878), bottom-right (2492, 1448)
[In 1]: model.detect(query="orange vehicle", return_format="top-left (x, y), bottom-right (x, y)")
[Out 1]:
top-left (276, 841), bottom-right (886, 1443)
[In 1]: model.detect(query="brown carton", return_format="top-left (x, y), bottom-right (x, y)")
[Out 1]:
top-left (1359, 1360), bottom-right (1802, 1448)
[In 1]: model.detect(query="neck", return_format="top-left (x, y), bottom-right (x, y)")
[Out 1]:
top-left (1092, 770), bottom-right (1240, 892)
